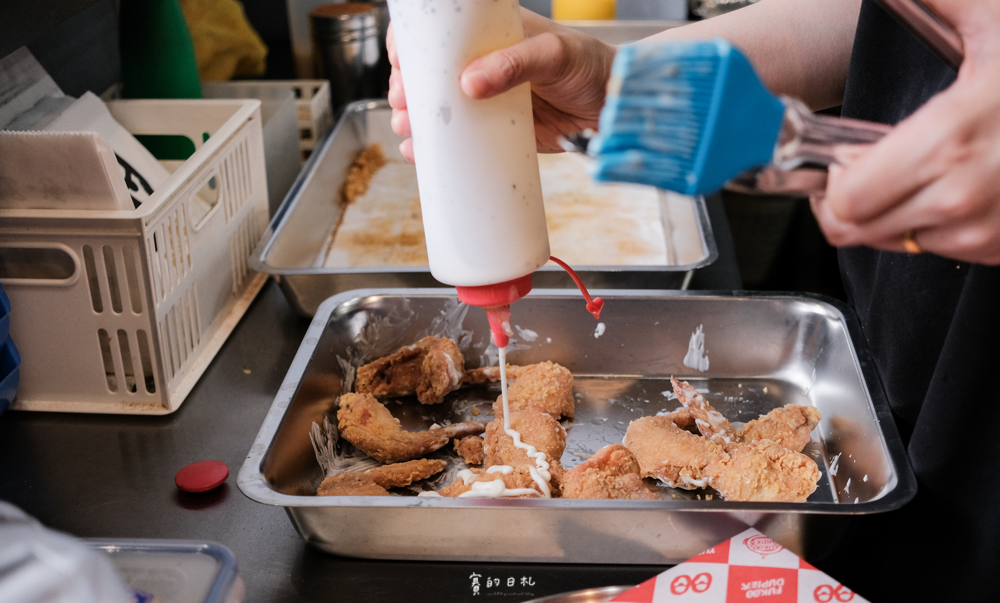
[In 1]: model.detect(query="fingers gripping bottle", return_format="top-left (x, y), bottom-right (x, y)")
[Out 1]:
top-left (388, 0), bottom-right (601, 347)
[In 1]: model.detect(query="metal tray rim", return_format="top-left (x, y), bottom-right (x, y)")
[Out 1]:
top-left (238, 288), bottom-right (916, 515)
top-left (248, 100), bottom-right (719, 277)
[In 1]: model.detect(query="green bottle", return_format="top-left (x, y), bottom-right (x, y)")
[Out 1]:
top-left (120, 0), bottom-right (202, 99)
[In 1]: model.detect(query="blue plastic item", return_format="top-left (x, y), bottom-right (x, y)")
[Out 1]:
top-left (590, 39), bottom-right (786, 195)
top-left (0, 283), bottom-right (10, 343)
top-left (0, 337), bottom-right (20, 416)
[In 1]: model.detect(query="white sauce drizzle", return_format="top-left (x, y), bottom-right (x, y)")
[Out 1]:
top-left (829, 453), bottom-right (842, 476)
top-left (443, 352), bottom-right (463, 387)
top-left (594, 322), bottom-right (606, 338)
top-left (683, 324), bottom-right (710, 372)
top-left (680, 475), bottom-right (710, 488)
top-left (458, 481), bottom-right (539, 498)
top-left (457, 345), bottom-right (554, 498)
top-left (514, 326), bottom-right (538, 342)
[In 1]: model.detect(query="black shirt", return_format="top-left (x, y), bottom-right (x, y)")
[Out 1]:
top-left (825, 1), bottom-right (1000, 600)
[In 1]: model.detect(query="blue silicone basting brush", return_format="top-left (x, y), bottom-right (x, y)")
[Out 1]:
top-left (582, 39), bottom-right (892, 195)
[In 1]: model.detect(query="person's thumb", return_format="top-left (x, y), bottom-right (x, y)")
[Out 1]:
top-left (461, 34), bottom-right (564, 99)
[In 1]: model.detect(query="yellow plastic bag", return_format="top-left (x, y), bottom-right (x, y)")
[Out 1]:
top-left (180, 0), bottom-right (268, 81)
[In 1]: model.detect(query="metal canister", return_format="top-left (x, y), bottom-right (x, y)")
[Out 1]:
top-left (356, 0), bottom-right (390, 97)
top-left (689, 0), bottom-right (760, 19)
top-left (309, 3), bottom-right (380, 113)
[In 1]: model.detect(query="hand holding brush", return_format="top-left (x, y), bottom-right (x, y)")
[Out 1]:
top-left (577, 39), bottom-right (893, 196)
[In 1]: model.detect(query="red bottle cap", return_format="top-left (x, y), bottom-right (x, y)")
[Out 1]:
top-left (456, 275), bottom-right (533, 348)
top-left (454, 274), bottom-right (533, 308)
top-left (175, 460), bottom-right (229, 493)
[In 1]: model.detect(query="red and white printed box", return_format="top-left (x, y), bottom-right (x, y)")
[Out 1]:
top-left (610, 528), bottom-right (867, 603)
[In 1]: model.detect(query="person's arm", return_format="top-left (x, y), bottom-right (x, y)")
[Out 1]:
top-left (388, 0), bottom-right (861, 162)
top-left (813, 0), bottom-right (1000, 264)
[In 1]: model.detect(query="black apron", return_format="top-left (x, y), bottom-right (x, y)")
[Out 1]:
top-left (823, 1), bottom-right (1000, 600)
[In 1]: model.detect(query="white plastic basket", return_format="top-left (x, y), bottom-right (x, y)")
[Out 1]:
top-left (0, 99), bottom-right (270, 414)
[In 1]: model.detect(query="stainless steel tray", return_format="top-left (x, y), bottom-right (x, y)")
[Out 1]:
top-left (238, 289), bottom-right (915, 564)
top-left (250, 101), bottom-right (717, 316)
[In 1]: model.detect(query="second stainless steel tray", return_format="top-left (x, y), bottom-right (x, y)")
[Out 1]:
top-left (238, 289), bottom-right (916, 564)
top-left (251, 101), bottom-right (717, 316)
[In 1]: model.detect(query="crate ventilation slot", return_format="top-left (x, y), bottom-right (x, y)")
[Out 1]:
top-left (229, 211), bottom-right (260, 294)
top-left (83, 245), bottom-right (144, 315)
top-left (223, 136), bottom-right (253, 223)
top-left (150, 205), bottom-right (192, 302)
top-left (159, 286), bottom-right (202, 381)
top-left (98, 328), bottom-right (156, 394)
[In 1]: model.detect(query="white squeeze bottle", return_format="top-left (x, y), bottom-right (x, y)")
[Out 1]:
top-left (387, 0), bottom-right (602, 347)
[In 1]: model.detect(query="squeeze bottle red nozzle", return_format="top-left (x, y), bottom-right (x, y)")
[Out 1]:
top-left (456, 257), bottom-right (604, 348)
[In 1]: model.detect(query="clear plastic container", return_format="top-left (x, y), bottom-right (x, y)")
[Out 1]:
top-left (87, 540), bottom-right (245, 603)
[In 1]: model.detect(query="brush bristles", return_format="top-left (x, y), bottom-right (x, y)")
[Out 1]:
top-left (592, 46), bottom-right (724, 191)
top-left (591, 39), bottom-right (788, 195)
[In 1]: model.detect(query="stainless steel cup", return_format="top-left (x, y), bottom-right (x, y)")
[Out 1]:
top-left (309, 3), bottom-right (380, 113)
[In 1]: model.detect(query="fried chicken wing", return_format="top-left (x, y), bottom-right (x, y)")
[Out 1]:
top-left (454, 436), bottom-right (484, 466)
top-left (672, 377), bottom-right (737, 447)
top-left (703, 439), bottom-right (821, 502)
top-left (356, 336), bottom-right (465, 404)
top-left (623, 412), bottom-right (723, 489)
top-left (337, 392), bottom-right (486, 463)
top-left (317, 473), bottom-right (391, 496)
top-left (484, 400), bottom-right (567, 491)
top-left (666, 407), bottom-right (699, 433)
top-left (464, 361), bottom-right (575, 419)
top-left (364, 458), bottom-right (448, 489)
top-left (561, 444), bottom-right (657, 500)
top-left (735, 404), bottom-right (821, 452)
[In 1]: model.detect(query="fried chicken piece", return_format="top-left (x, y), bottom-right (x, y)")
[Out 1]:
top-left (364, 458), bottom-right (448, 489)
top-left (337, 392), bottom-right (486, 463)
top-left (454, 436), bottom-right (484, 466)
top-left (623, 412), bottom-right (723, 489)
top-left (485, 400), bottom-right (567, 494)
top-left (356, 336), bottom-right (465, 404)
top-left (317, 473), bottom-right (390, 497)
top-left (704, 439), bottom-right (821, 502)
top-left (666, 407), bottom-right (699, 433)
top-left (436, 467), bottom-right (543, 498)
top-left (464, 361), bottom-right (575, 419)
top-left (735, 404), bottom-right (821, 453)
top-left (672, 377), bottom-right (737, 448)
top-left (562, 445), bottom-right (657, 500)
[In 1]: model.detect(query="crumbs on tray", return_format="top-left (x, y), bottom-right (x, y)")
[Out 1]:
top-left (342, 143), bottom-right (387, 205)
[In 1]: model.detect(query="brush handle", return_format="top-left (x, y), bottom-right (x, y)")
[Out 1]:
top-left (877, 0), bottom-right (963, 69)
top-left (774, 99), bottom-right (893, 171)
top-left (729, 100), bottom-right (893, 196)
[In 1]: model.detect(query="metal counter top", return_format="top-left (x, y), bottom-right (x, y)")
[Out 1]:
top-left (0, 196), bottom-right (739, 602)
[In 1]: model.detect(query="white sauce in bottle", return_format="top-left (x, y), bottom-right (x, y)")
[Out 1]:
top-left (386, 0), bottom-right (550, 287)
